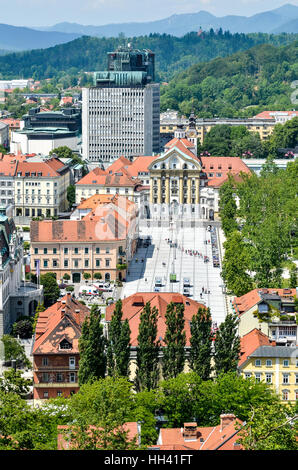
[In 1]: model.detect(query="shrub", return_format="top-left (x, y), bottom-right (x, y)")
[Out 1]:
top-left (63, 273), bottom-right (70, 280)
top-left (65, 286), bottom-right (74, 292)
top-left (94, 272), bottom-right (102, 280)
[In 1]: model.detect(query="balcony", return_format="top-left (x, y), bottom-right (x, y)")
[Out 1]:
top-left (34, 382), bottom-right (79, 388)
top-left (34, 365), bottom-right (79, 371)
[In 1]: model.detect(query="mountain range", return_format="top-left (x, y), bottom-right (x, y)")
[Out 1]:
top-left (1, 4), bottom-right (298, 53)
top-left (0, 24), bottom-right (80, 52)
top-left (36, 4), bottom-right (298, 37)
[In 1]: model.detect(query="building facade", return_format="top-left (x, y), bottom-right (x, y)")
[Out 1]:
top-left (33, 293), bottom-right (90, 400)
top-left (233, 288), bottom-right (298, 346)
top-left (30, 195), bottom-right (138, 283)
top-left (239, 329), bottom-right (298, 403)
top-left (105, 292), bottom-right (206, 381)
top-left (0, 122), bottom-right (9, 149)
top-left (160, 112), bottom-right (275, 144)
top-left (82, 45), bottom-right (160, 165)
top-left (10, 107), bottom-right (81, 155)
top-left (14, 157), bottom-right (71, 224)
top-left (0, 212), bottom-right (43, 336)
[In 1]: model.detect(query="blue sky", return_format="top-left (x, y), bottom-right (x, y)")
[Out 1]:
top-left (1, 0), bottom-right (298, 27)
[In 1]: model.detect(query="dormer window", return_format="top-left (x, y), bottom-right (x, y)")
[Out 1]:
top-left (59, 339), bottom-right (72, 350)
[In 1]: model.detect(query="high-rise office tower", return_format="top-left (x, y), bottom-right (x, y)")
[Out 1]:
top-left (82, 45), bottom-right (160, 166)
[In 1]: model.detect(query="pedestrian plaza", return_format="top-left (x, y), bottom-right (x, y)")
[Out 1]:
top-left (121, 222), bottom-right (227, 326)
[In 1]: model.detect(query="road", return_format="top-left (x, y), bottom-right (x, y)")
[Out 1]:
top-left (121, 222), bottom-right (227, 326)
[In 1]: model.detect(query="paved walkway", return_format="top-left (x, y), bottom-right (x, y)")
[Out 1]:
top-left (121, 223), bottom-right (227, 326)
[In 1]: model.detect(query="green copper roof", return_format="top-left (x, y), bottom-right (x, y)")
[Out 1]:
top-left (93, 71), bottom-right (147, 87)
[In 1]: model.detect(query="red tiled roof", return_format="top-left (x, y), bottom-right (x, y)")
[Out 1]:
top-left (106, 293), bottom-right (207, 347)
top-left (57, 422), bottom-right (138, 450)
top-left (233, 288), bottom-right (296, 316)
top-left (254, 111), bottom-right (298, 120)
top-left (0, 160), bottom-right (17, 176)
top-left (33, 293), bottom-right (90, 354)
top-left (30, 210), bottom-right (130, 243)
top-left (76, 166), bottom-right (140, 187)
top-left (16, 157), bottom-right (65, 177)
top-left (126, 156), bottom-right (158, 177)
top-left (158, 417), bottom-right (244, 450)
top-left (165, 137), bottom-right (195, 149)
top-left (106, 156), bottom-right (132, 174)
top-left (238, 328), bottom-right (272, 367)
top-left (0, 118), bottom-right (20, 128)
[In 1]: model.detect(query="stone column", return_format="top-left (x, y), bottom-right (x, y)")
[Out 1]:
top-left (187, 178), bottom-right (192, 204)
top-left (165, 177), bottom-right (170, 204)
top-left (157, 177), bottom-right (162, 204)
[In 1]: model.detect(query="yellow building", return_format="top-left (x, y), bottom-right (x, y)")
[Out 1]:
top-left (14, 157), bottom-right (70, 224)
top-left (239, 329), bottom-right (298, 403)
top-left (160, 114), bottom-right (275, 144)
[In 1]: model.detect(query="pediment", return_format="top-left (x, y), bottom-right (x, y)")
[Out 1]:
top-left (148, 146), bottom-right (201, 171)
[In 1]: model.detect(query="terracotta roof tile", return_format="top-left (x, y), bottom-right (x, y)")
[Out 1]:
top-left (33, 293), bottom-right (90, 354)
top-left (238, 328), bottom-right (272, 367)
top-left (106, 293), bottom-right (207, 347)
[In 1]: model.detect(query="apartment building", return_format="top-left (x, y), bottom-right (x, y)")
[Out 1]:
top-left (0, 210), bottom-right (43, 335)
top-left (32, 293), bottom-right (90, 400)
top-left (30, 195), bottom-right (138, 283)
top-left (233, 288), bottom-right (298, 346)
top-left (239, 329), bottom-right (298, 403)
top-left (105, 292), bottom-right (206, 381)
top-left (160, 112), bottom-right (275, 144)
top-left (82, 45), bottom-right (160, 165)
top-left (14, 157), bottom-right (70, 224)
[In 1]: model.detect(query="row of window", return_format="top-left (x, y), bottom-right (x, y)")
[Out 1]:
top-left (38, 259), bottom-right (111, 268)
top-left (245, 372), bottom-right (298, 384)
top-left (41, 372), bottom-right (77, 383)
top-left (255, 359), bottom-right (294, 367)
top-left (34, 247), bottom-right (111, 255)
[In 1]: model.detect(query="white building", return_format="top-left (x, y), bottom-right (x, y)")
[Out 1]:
top-left (0, 212), bottom-right (43, 336)
top-left (10, 128), bottom-right (79, 155)
top-left (82, 73), bottom-right (160, 166)
top-left (0, 122), bottom-right (9, 149)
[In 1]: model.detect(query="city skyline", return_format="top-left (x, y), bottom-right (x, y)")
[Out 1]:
top-left (0, 0), bottom-right (297, 27)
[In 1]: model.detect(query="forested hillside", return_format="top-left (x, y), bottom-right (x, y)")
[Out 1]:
top-left (160, 41), bottom-right (298, 117)
top-left (0, 31), bottom-right (296, 82)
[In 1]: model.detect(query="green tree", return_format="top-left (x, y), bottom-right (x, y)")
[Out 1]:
top-left (214, 314), bottom-right (240, 375)
top-left (222, 231), bottom-right (254, 296)
top-left (1, 335), bottom-right (31, 368)
top-left (67, 377), bottom-right (138, 450)
top-left (40, 273), bottom-right (60, 307)
top-left (12, 319), bottom-right (33, 339)
top-left (189, 307), bottom-right (212, 380)
top-left (0, 369), bottom-right (31, 397)
top-left (78, 305), bottom-right (106, 385)
top-left (0, 392), bottom-right (70, 450)
top-left (106, 300), bottom-right (131, 378)
top-left (32, 302), bottom-right (45, 333)
top-left (162, 302), bottom-right (186, 380)
top-left (83, 272), bottom-right (91, 281)
top-left (219, 177), bottom-right (238, 236)
top-left (239, 401), bottom-right (298, 450)
top-left (94, 272), bottom-right (102, 280)
top-left (289, 267), bottom-right (297, 289)
top-left (66, 184), bottom-right (76, 208)
top-left (135, 302), bottom-right (160, 391)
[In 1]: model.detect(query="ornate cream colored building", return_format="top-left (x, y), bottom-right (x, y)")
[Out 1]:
top-left (148, 136), bottom-right (202, 219)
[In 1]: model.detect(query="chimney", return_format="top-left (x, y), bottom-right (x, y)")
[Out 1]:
top-left (57, 300), bottom-right (61, 309)
top-left (220, 414), bottom-right (236, 432)
top-left (183, 423), bottom-right (197, 441)
top-left (61, 309), bottom-right (66, 318)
